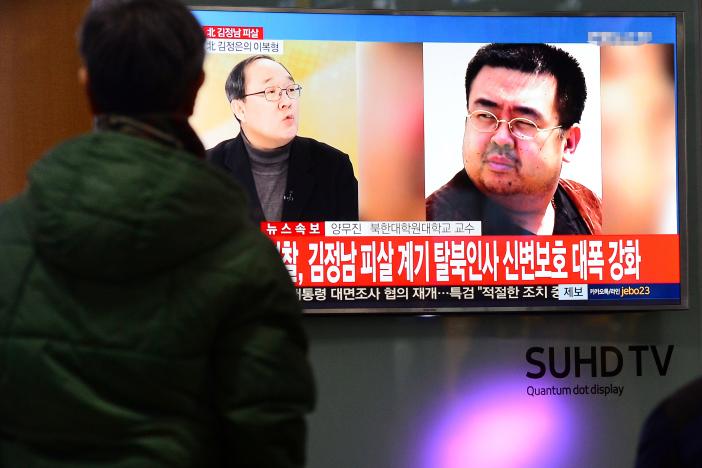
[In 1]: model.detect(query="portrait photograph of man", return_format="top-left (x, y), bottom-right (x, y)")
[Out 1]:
top-left (424, 43), bottom-right (603, 235)
top-left (203, 53), bottom-right (359, 224)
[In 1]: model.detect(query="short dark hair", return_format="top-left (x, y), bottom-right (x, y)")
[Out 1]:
top-left (78, 0), bottom-right (205, 115)
top-left (464, 44), bottom-right (587, 129)
top-left (224, 55), bottom-right (294, 102)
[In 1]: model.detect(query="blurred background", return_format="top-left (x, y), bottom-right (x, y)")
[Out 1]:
top-left (0, 2), bottom-right (92, 201)
top-left (600, 44), bottom-right (677, 234)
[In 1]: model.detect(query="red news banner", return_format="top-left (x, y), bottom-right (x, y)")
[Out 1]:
top-left (202, 25), bottom-right (281, 54)
top-left (202, 25), bottom-right (263, 39)
top-left (262, 222), bottom-right (680, 288)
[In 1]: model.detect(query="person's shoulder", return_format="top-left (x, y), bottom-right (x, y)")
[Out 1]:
top-left (559, 178), bottom-right (600, 201)
top-left (206, 136), bottom-right (242, 164)
top-left (291, 136), bottom-right (354, 183)
top-left (217, 223), bottom-right (282, 268)
top-left (427, 170), bottom-right (474, 202)
top-left (208, 136), bottom-right (239, 152)
top-left (38, 132), bottom-right (114, 162)
top-left (0, 195), bottom-right (30, 243)
top-left (294, 136), bottom-right (349, 161)
top-left (559, 178), bottom-right (603, 234)
top-left (210, 223), bottom-right (299, 313)
top-left (426, 170), bottom-right (479, 221)
top-left (0, 195), bottom-right (35, 290)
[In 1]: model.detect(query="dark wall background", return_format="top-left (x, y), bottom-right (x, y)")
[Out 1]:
top-left (0, 1), bottom-right (92, 202)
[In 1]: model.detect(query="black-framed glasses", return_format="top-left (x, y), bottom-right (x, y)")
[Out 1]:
top-left (468, 109), bottom-right (561, 141)
top-left (243, 84), bottom-right (302, 102)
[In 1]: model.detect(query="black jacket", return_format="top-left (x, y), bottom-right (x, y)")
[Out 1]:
top-left (426, 169), bottom-right (601, 235)
top-left (0, 128), bottom-right (315, 467)
top-left (208, 134), bottom-right (359, 223)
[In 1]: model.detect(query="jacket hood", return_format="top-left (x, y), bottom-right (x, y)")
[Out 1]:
top-left (26, 131), bottom-right (249, 281)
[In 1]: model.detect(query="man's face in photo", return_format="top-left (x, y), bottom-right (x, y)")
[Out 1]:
top-left (233, 58), bottom-right (299, 150)
top-left (463, 65), bottom-right (579, 206)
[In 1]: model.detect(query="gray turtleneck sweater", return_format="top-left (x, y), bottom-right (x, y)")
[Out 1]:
top-left (241, 133), bottom-right (291, 222)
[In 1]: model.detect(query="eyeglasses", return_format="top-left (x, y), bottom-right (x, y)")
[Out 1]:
top-left (467, 109), bottom-right (561, 141)
top-left (243, 84), bottom-right (303, 102)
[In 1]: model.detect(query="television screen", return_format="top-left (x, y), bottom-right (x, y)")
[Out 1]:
top-left (190, 8), bottom-right (684, 313)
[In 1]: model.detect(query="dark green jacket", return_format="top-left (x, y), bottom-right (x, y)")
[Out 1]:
top-left (0, 130), bottom-right (315, 467)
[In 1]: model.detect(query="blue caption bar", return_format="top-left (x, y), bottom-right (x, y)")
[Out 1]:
top-left (588, 284), bottom-right (680, 301)
top-left (192, 10), bottom-right (676, 44)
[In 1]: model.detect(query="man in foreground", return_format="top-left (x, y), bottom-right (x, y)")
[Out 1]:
top-left (0, 1), bottom-right (314, 467)
top-left (208, 54), bottom-right (359, 223)
top-left (426, 43), bottom-right (602, 235)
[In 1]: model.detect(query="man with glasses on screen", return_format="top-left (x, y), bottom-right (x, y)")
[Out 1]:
top-left (426, 43), bottom-right (602, 235)
top-left (208, 55), bottom-right (359, 223)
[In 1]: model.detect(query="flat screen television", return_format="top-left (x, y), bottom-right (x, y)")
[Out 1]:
top-left (189, 7), bottom-right (686, 313)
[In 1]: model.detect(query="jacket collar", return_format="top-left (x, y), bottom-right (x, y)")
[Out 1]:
top-left (94, 114), bottom-right (205, 159)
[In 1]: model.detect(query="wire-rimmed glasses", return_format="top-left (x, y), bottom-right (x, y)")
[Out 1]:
top-left (468, 109), bottom-right (561, 140)
top-left (243, 84), bottom-right (303, 102)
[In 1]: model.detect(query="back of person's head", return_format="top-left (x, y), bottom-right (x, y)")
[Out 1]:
top-left (78, 0), bottom-right (205, 115)
top-left (464, 43), bottom-right (587, 129)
